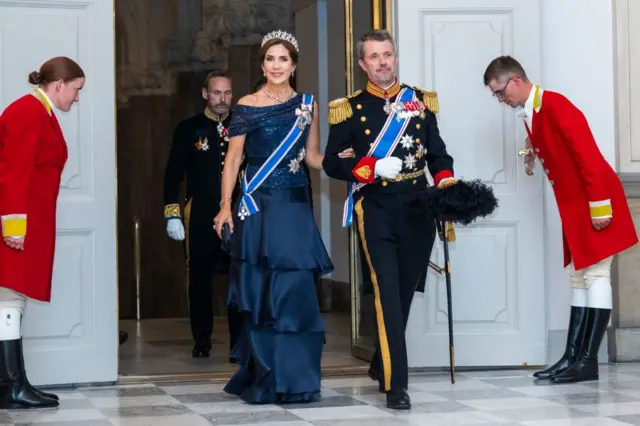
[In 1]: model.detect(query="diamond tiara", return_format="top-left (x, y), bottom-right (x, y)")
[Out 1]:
top-left (261, 30), bottom-right (299, 52)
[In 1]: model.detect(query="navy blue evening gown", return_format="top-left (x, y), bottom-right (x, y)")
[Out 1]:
top-left (223, 93), bottom-right (333, 404)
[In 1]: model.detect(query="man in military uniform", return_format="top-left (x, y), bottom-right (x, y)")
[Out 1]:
top-left (163, 70), bottom-right (242, 359)
top-left (323, 29), bottom-right (456, 410)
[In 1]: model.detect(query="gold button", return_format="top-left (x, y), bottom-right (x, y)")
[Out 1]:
top-left (416, 124), bottom-right (421, 129)
top-left (357, 104), bottom-right (362, 110)
top-left (360, 116), bottom-right (367, 122)
top-left (369, 143), bottom-right (373, 147)
top-left (222, 152), bottom-right (226, 156)
top-left (412, 180), bottom-right (417, 184)
top-left (416, 138), bottom-right (421, 143)
top-left (365, 129), bottom-right (371, 135)
top-left (220, 143), bottom-right (224, 146)
top-left (221, 161), bottom-right (225, 165)
top-left (382, 181), bottom-right (388, 187)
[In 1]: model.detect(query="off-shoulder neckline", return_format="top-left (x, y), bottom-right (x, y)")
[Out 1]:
top-left (234, 92), bottom-right (305, 111)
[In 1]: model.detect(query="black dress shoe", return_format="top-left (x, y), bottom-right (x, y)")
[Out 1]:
top-left (533, 306), bottom-right (588, 380)
top-left (119, 331), bottom-right (128, 346)
top-left (552, 308), bottom-right (611, 384)
top-left (0, 339), bottom-right (58, 409)
top-left (191, 342), bottom-right (211, 358)
top-left (386, 389), bottom-right (411, 410)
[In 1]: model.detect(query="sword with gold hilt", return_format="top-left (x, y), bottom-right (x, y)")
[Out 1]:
top-left (428, 220), bottom-right (455, 384)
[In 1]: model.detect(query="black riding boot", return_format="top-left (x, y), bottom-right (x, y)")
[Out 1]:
top-left (552, 307), bottom-right (611, 383)
top-left (15, 339), bottom-right (58, 401)
top-left (0, 339), bottom-right (58, 409)
top-left (533, 306), bottom-right (588, 379)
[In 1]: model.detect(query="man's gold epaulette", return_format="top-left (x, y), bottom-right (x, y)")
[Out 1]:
top-left (405, 85), bottom-right (439, 113)
top-left (328, 90), bottom-right (362, 125)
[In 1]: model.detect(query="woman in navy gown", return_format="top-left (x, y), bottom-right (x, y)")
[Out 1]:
top-left (213, 30), bottom-right (347, 404)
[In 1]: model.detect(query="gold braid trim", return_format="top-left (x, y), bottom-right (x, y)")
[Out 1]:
top-left (328, 97), bottom-right (353, 125)
top-left (328, 90), bottom-right (361, 125)
top-left (164, 203), bottom-right (181, 219)
top-left (409, 86), bottom-right (439, 113)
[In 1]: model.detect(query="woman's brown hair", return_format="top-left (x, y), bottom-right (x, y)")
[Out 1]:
top-left (259, 39), bottom-right (299, 65)
top-left (28, 56), bottom-right (85, 86)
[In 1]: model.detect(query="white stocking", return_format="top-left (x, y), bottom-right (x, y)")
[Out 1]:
top-left (0, 308), bottom-right (21, 341)
top-left (0, 286), bottom-right (26, 341)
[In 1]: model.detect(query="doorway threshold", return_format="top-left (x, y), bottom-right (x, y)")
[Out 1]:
top-left (116, 364), bottom-right (369, 385)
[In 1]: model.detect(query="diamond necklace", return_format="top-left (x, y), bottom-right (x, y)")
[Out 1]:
top-left (261, 87), bottom-right (295, 103)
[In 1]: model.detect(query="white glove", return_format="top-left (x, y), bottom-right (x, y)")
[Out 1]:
top-left (166, 219), bottom-right (185, 241)
top-left (374, 157), bottom-right (403, 180)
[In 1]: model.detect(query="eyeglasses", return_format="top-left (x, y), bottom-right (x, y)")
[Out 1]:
top-left (492, 78), bottom-right (513, 99)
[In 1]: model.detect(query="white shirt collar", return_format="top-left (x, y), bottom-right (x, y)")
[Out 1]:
top-left (524, 84), bottom-right (543, 115)
top-left (35, 88), bottom-right (59, 115)
top-left (516, 84), bottom-right (543, 128)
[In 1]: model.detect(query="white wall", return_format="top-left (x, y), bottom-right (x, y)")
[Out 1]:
top-left (541, 0), bottom-right (616, 342)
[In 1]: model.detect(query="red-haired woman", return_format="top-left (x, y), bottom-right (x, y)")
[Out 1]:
top-left (0, 56), bottom-right (85, 409)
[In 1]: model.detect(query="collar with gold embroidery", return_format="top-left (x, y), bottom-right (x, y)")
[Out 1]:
top-left (204, 108), bottom-right (229, 122)
top-left (366, 79), bottom-right (400, 100)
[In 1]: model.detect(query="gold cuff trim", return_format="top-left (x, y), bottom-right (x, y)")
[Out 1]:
top-left (590, 202), bottom-right (612, 218)
top-left (164, 203), bottom-right (181, 219)
top-left (355, 165), bottom-right (372, 180)
top-left (1, 215), bottom-right (27, 238)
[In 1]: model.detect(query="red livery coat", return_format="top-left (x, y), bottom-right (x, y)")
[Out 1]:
top-left (527, 89), bottom-right (638, 270)
top-left (0, 91), bottom-right (68, 301)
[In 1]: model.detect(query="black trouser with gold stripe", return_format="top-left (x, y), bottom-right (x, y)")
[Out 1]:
top-left (185, 197), bottom-right (242, 354)
top-left (354, 192), bottom-right (436, 391)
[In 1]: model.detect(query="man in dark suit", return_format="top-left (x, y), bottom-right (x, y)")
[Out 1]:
top-left (163, 70), bottom-right (242, 360)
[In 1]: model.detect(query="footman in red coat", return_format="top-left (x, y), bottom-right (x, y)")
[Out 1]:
top-left (484, 55), bottom-right (638, 384)
top-left (0, 57), bottom-right (85, 408)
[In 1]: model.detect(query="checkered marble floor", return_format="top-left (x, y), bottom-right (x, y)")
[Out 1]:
top-left (7, 362), bottom-right (640, 425)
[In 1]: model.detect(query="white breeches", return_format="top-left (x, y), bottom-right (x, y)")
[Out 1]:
top-left (569, 256), bottom-right (613, 309)
top-left (0, 286), bottom-right (26, 341)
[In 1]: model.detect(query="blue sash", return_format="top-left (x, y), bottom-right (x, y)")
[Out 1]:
top-left (238, 93), bottom-right (314, 220)
top-left (342, 87), bottom-right (416, 226)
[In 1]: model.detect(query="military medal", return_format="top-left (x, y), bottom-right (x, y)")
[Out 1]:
top-left (194, 137), bottom-right (209, 151)
top-left (295, 104), bottom-right (313, 130)
top-left (383, 97), bottom-right (392, 115)
top-left (217, 122), bottom-right (229, 142)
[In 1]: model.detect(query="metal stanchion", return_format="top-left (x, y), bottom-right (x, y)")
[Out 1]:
top-left (133, 216), bottom-right (141, 321)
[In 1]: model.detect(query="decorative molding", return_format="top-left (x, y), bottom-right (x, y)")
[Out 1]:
top-left (194, 0), bottom-right (294, 63)
top-left (614, 0), bottom-right (639, 173)
top-left (116, 0), bottom-right (295, 106)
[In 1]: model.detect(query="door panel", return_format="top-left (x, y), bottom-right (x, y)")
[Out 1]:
top-left (0, 0), bottom-right (118, 385)
top-left (396, 0), bottom-right (546, 367)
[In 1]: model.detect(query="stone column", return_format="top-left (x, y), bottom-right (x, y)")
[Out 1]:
top-left (609, 176), bottom-right (640, 361)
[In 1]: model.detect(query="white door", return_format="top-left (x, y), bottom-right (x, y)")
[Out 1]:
top-left (396, 0), bottom-right (547, 367)
top-left (0, 0), bottom-right (118, 385)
